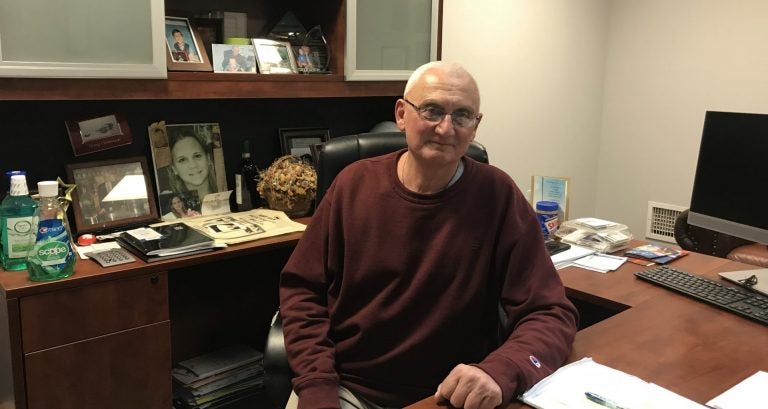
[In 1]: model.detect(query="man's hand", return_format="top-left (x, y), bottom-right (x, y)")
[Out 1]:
top-left (434, 364), bottom-right (503, 409)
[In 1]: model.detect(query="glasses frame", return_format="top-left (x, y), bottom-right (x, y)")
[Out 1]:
top-left (403, 98), bottom-right (481, 129)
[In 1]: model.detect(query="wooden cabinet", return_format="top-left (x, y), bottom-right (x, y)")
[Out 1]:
top-left (18, 273), bottom-right (170, 409)
top-left (0, 0), bottom-right (166, 79)
top-left (0, 229), bottom-right (303, 409)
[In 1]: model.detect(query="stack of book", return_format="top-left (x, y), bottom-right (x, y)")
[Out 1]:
top-left (172, 344), bottom-right (265, 409)
top-left (117, 222), bottom-right (223, 262)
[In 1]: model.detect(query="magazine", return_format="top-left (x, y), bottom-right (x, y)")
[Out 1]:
top-left (154, 208), bottom-right (307, 245)
top-left (624, 243), bottom-right (689, 265)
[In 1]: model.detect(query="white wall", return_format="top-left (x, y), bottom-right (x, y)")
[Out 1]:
top-left (597, 0), bottom-right (768, 236)
top-left (444, 0), bottom-right (768, 237)
top-left (442, 0), bottom-right (609, 220)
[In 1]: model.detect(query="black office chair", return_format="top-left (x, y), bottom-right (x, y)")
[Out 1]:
top-left (314, 131), bottom-right (489, 205)
top-left (674, 209), bottom-right (753, 258)
top-left (261, 131), bottom-right (489, 408)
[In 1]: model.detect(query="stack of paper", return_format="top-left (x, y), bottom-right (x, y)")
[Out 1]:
top-left (172, 345), bottom-right (265, 409)
top-left (572, 253), bottom-right (627, 273)
top-left (521, 357), bottom-right (707, 409)
top-left (551, 245), bottom-right (596, 269)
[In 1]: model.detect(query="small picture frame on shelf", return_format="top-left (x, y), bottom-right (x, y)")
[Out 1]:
top-left (530, 175), bottom-right (570, 220)
top-left (278, 127), bottom-right (331, 161)
top-left (65, 113), bottom-right (132, 156)
top-left (66, 157), bottom-right (159, 235)
top-left (189, 17), bottom-right (224, 64)
top-left (212, 44), bottom-right (257, 73)
top-left (252, 39), bottom-right (298, 74)
top-left (165, 16), bottom-right (212, 72)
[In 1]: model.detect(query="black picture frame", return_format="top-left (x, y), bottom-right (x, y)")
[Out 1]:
top-left (66, 157), bottom-right (159, 235)
top-left (278, 127), bottom-right (331, 161)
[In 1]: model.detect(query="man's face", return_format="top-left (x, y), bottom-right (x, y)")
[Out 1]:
top-left (395, 69), bottom-right (481, 166)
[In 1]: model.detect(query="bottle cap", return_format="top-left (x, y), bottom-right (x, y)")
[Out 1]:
top-left (9, 175), bottom-right (29, 196)
top-left (38, 181), bottom-right (59, 197)
top-left (536, 201), bottom-right (559, 212)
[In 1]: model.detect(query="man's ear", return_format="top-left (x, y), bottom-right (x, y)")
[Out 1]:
top-left (394, 99), bottom-right (407, 131)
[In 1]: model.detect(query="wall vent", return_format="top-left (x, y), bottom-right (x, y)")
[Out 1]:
top-left (646, 201), bottom-right (687, 243)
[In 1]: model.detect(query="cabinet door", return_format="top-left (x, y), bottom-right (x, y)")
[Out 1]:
top-left (345, 0), bottom-right (439, 81)
top-left (0, 0), bottom-right (166, 78)
top-left (24, 321), bottom-right (171, 409)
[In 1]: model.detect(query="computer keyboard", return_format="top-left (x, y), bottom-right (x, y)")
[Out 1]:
top-left (635, 265), bottom-right (768, 326)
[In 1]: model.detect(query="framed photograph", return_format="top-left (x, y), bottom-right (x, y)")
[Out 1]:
top-left (189, 17), bottom-right (224, 64)
top-left (66, 157), bottom-right (159, 235)
top-left (531, 175), bottom-right (570, 220)
top-left (212, 44), bottom-right (257, 73)
top-left (278, 127), bottom-right (331, 161)
top-left (252, 38), bottom-right (298, 74)
top-left (65, 113), bottom-right (132, 156)
top-left (165, 16), bottom-right (212, 72)
top-left (147, 121), bottom-right (229, 221)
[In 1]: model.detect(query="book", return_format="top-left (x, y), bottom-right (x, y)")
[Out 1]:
top-left (623, 243), bottom-right (689, 264)
top-left (116, 222), bottom-right (222, 262)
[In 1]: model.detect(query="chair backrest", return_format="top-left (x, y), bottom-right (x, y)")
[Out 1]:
top-left (674, 209), bottom-right (754, 258)
top-left (315, 131), bottom-right (489, 205)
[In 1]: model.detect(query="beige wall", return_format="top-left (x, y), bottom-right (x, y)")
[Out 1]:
top-left (443, 0), bottom-right (768, 238)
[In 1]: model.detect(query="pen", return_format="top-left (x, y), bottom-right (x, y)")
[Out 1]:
top-left (585, 391), bottom-right (628, 409)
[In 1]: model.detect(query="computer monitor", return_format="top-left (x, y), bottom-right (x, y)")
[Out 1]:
top-left (687, 111), bottom-right (768, 245)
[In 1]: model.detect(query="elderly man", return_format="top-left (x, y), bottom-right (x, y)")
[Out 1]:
top-left (280, 61), bottom-right (578, 409)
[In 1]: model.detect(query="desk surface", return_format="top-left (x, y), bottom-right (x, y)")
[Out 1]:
top-left (406, 242), bottom-right (768, 409)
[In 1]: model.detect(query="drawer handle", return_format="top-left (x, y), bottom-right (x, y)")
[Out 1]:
top-left (150, 276), bottom-right (159, 285)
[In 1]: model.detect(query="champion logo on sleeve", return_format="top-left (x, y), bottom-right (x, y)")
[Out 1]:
top-left (529, 355), bottom-right (542, 368)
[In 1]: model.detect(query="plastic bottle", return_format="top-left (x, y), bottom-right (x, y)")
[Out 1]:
top-left (536, 201), bottom-right (561, 240)
top-left (235, 140), bottom-right (258, 211)
top-left (26, 181), bottom-right (75, 281)
top-left (0, 174), bottom-right (38, 271)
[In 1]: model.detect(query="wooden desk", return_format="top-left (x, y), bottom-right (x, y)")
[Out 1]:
top-left (0, 226), bottom-right (305, 409)
top-left (406, 244), bottom-right (768, 409)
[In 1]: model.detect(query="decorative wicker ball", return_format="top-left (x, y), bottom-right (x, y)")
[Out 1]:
top-left (257, 155), bottom-right (317, 217)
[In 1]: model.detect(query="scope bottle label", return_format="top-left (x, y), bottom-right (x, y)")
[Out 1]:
top-left (28, 219), bottom-right (73, 267)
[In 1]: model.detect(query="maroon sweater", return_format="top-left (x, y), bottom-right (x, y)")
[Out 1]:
top-left (280, 150), bottom-right (578, 408)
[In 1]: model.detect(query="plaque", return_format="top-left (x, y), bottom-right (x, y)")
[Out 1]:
top-left (295, 26), bottom-right (330, 74)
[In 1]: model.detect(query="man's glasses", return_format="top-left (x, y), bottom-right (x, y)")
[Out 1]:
top-left (404, 98), bottom-right (480, 129)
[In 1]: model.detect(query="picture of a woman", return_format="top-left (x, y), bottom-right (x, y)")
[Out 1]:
top-left (148, 122), bottom-right (227, 220)
top-left (162, 194), bottom-right (201, 220)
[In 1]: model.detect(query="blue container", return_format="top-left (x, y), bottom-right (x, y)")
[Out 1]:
top-left (536, 201), bottom-right (560, 239)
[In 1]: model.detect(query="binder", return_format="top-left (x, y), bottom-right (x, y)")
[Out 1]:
top-left (116, 222), bottom-right (220, 262)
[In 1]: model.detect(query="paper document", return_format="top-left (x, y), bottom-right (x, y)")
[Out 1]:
top-left (572, 254), bottom-right (627, 273)
top-left (551, 245), bottom-right (595, 269)
top-left (706, 370), bottom-right (768, 409)
top-left (521, 357), bottom-right (707, 409)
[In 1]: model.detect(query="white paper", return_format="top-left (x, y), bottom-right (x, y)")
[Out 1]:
top-left (551, 245), bottom-right (595, 269)
top-left (706, 371), bottom-right (768, 409)
top-left (572, 254), bottom-right (627, 273)
top-left (521, 357), bottom-right (707, 409)
top-left (125, 227), bottom-right (163, 241)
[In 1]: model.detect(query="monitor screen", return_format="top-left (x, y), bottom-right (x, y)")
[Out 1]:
top-left (688, 111), bottom-right (768, 244)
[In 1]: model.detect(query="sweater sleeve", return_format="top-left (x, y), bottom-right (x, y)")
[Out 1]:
top-left (279, 188), bottom-right (342, 409)
top-left (475, 190), bottom-right (579, 406)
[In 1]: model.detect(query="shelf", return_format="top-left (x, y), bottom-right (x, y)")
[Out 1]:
top-left (0, 74), bottom-right (405, 100)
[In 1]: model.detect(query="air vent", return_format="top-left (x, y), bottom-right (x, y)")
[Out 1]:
top-left (646, 201), bottom-right (687, 243)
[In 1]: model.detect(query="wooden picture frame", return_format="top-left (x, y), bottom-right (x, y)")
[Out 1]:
top-left (278, 127), bottom-right (330, 161)
top-left (165, 16), bottom-right (212, 72)
top-left (66, 157), bottom-right (159, 235)
top-left (65, 113), bottom-right (132, 156)
top-left (252, 39), bottom-right (298, 74)
top-left (531, 175), bottom-right (570, 220)
top-left (189, 17), bottom-right (223, 65)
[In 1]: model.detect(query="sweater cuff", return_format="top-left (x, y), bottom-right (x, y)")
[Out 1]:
top-left (475, 359), bottom-right (524, 407)
top-left (295, 378), bottom-right (341, 409)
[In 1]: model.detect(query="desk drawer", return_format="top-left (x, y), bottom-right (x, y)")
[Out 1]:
top-left (20, 272), bottom-right (168, 352)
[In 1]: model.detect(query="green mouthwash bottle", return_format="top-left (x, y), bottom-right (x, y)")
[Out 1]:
top-left (26, 181), bottom-right (75, 281)
top-left (0, 174), bottom-right (38, 271)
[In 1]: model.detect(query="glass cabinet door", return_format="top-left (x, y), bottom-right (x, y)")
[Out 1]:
top-left (345, 0), bottom-right (439, 81)
top-left (0, 0), bottom-right (165, 78)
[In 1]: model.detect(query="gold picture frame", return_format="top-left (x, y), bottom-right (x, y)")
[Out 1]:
top-left (530, 175), bottom-right (570, 220)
